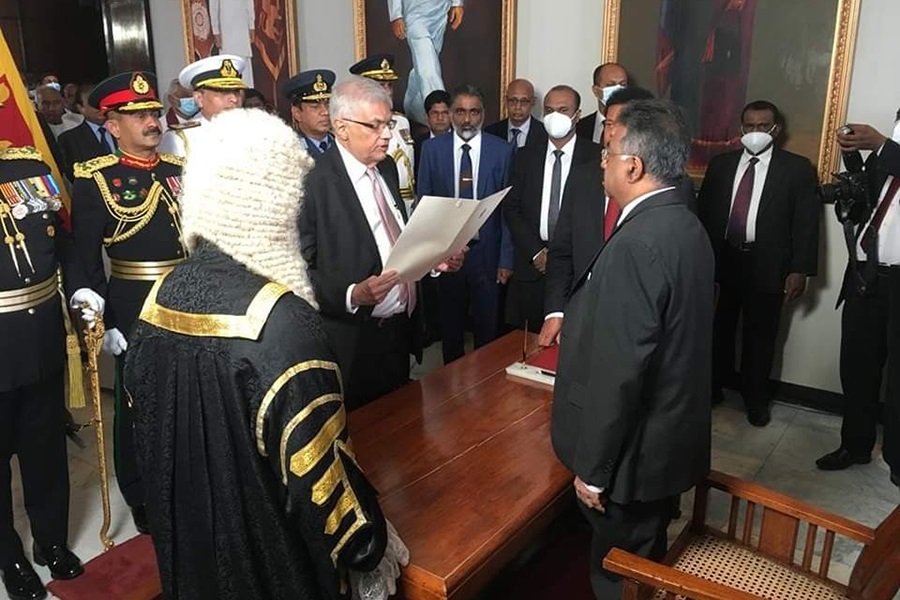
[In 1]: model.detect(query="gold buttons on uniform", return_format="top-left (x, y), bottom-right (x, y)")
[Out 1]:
top-left (24, 277), bottom-right (31, 284)
top-left (27, 308), bottom-right (35, 315)
top-left (42, 213), bottom-right (49, 220)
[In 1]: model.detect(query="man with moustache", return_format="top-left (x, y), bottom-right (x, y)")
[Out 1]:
top-left (485, 79), bottom-right (547, 153)
top-left (68, 71), bottom-right (186, 534)
top-left (281, 69), bottom-right (335, 159)
top-left (159, 55), bottom-right (247, 158)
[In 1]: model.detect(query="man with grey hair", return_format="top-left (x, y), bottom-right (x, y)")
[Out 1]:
top-left (552, 99), bottom-right (714, 599)
top-left (35, 84), bottom-right (82, 138)
top-left (300, 76), bottom-right (462, 408)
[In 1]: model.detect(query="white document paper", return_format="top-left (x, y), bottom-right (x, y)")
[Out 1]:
top-left (384, 187), bottom-right (511, 282)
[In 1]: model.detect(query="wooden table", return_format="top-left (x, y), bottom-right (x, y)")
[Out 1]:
top-left (349, 332), bottom-right (574, 600)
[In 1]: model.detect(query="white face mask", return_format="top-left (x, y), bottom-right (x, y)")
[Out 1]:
top-left (601, 84), bottom-right (625, 105)
top-left (741, 131), bottom-right (773, 155)
top-left (544, 112), bottom-right (574, 139)
top-left (892, 120), bottom-right (900, 143)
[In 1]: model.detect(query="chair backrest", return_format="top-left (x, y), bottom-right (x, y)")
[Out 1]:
top-left (848, 504), bottom-right (900, 600)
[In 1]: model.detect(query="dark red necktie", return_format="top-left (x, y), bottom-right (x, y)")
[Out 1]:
top-left (604, 197), bottom-right (620, 241)
top-left (860, 176), bottom-right (900, 255)
top-left (726, 157), bottom-right (759, 247)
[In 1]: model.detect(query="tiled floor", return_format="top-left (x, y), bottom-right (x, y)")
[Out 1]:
top-left (3, 345), bottom-right (897, 599)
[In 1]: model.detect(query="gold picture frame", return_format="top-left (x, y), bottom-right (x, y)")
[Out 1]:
top-left (601, 0), bottom-right (861, 184)
top-left (352, 0), bottom-right (517, 121)
top-left (179, 0), bottom-right (299, 116)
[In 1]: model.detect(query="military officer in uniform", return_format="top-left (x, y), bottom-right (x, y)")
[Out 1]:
top-left (158, 54), bottom-right (247, 158)
top-left (350, 54), bottom-right (417, 209)
top-left (67, 71), bottom-right (186, 534)
top-left (281, 69), bottom-right (335, 158)
top-left (0, 145), bottom-right (95, 599)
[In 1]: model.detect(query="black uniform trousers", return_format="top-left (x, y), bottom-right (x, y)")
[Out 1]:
top-left (114, 355), bottom-right (143, 508)
top-left (344, 314), bottom-right (411, 412)
top-left (713, 245), bottom-right (783, 409)
top-left (839, 265), bottom-right (900, 470)
top-left (0, 373), bottom-right (69, 565)
top-left (505, 277), bottom-right (546, 332)
top-left (438, 246), bottom-right (499, 364)
top-left (578, 495), bottom-right (674, 599)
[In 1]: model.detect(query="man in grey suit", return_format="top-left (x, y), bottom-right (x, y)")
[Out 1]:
top-left (551, 99), bottom-right (714, 599)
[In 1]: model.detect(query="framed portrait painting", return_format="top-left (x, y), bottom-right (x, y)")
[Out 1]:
top-left (180, 0), bottom-right (299, 118)
top-left (353, 0), bottom-right (517, 126)
top-left (602, 0), bottom-right (860, 183)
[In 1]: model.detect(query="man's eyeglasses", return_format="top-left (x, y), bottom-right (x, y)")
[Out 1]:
top-left (506, 97), bottom-right (533, 106)
top-left (343, 117), bottom-right (397, 133)
top-left (601, 149), bottom-right (639, 164)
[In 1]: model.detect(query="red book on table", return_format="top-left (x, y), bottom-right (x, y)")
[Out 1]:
top-left (523, 344), bottom-right (560, 375)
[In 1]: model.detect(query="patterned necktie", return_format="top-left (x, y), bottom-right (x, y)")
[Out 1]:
top-left (604, 196), bottom-right (621, 241)
top-left (366, 168), bottom-right (416, 315)
top-left (459, 143), bottom-right (474, 199)
top-left (726, 157), bottom-right (759, 247)
top-left (860, 175), bottom-right (900, 257)
top-left (510, 128), bottom-right (522, 149)
top-left (548, 149), bottom-right (563, 240)
top-left (319, 140), bottom-right (328, 153)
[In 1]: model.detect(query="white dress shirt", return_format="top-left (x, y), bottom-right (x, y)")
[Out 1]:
top-left (539, 136), bottom-right (577, 241)
top-left (508, 118), bottom-right (531, 148)
top-left (158, 114), bottom-right (209, 157)
top-left (727, 146), bottom-right (773, 243)
top-left (453, 131), bottom-right (482, 199)
top-left (592, 112), bottom-right (605, 145)
top-left (856, 153), bottom-right (900, 265)
top-left (337, 142), bottom-right (407, 318)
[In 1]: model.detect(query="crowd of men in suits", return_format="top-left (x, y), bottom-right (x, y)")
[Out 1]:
top-left (6, 45), bottom-right (900, 599)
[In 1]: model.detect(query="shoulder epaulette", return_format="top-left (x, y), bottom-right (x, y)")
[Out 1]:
top-left (73, 154), bottom-right (119, 179)
top-left (0, 146), bottom-right (43, 162)
top-left (169, 121), bottom-right (201, 131)
top-left (159, 153), bottom-right (185, 167)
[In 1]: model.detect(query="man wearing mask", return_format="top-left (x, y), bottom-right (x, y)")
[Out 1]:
top-left (697, 100), bottom-right (819, 427)
top-left (281, 69), bottom-right (335, 159)
top-left (58, 84), bottom-right (116, 181)
top-left (485, 79), bottom-right (547, 152)
top-left (160, 79), bottom-right (199, 134)
top-left (68, 71), bottom-right (186, 535)
top-left (504, 85), bottom-right (597, 330)
top-left (418, 84), bottom-right (514, 363)
top-left (158, 55), bottom-right (246, 157)
top-left (576, 62), bottom-right (628, 145)
top-left (817, 113), bottom-right (900, 485)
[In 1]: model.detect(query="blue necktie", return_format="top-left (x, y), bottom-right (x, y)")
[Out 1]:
top-left (459, 143), bottom-right (473, 199)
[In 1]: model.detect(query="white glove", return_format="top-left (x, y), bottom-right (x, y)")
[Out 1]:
top-left (350, 520), bottom-right (410, 600)
top-left (102, 328), bottom-right (128, 356)
top-left (69, 288), bottom-right (106, 329)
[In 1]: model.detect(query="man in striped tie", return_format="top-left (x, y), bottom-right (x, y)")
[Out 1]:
top-left (817, 115), bottom-right (900, 485)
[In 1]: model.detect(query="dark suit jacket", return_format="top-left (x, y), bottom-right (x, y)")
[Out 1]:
top-left (58, 121), bottom-right (111, 181)
top-left (504, 135), bottom-right (600, 282)
top-left (417, 131), bottom-right (515, 270)
top-left (552, 189), bottom-right (715, 504)
top-left (697, 147), bottom-right (819, 294)
top-left (484, 116), bottom-right (547, 149)
top-left (575, 111), bottom-right (600, 143)
top-left (299, 146), bottom-right (423, 374)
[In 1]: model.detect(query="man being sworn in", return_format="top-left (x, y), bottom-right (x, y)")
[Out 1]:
top-left (124, 108), bottom-right (407, 600)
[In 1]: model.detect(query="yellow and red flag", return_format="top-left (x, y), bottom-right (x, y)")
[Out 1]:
top-left (0, 29), bottom-right (72, 222)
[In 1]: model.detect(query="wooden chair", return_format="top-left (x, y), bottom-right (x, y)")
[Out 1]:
top-left (603, 470), bottom-right (900, 600)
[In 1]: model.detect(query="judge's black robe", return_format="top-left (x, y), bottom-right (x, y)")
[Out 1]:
top-left (124, 243), bottom-right (386, 600)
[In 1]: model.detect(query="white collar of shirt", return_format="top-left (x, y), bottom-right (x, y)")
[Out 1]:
top-left (539, 135), bottom-right (578, 241)
top-left (509, 118), bottom-right (530, 146)
top-left (545, 134), bottom-right (576, 160)
top-left (85, 120), bottom-right (104, 137)
top-left (617, 186), bottom-right (676, 225)
top-left (739, 145), bottom-right (774, 169)
top-left (592, 112), bottom-right (606, 144)
top-left (453, 131), bottom-right (482, 199)
top-left (335, 140), bottom-right (370, 183)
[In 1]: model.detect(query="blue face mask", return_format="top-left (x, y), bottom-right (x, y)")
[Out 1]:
top-left (178, 97), bottom-right (200, 117)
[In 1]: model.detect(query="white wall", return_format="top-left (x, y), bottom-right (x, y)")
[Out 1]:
top-left (148, 0), bottom-right (900, 394)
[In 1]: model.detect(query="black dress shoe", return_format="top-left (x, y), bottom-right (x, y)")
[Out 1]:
top-left (132, 504), bottom-right (150, 534)
top-left (815, 448), bottom-right (871, 471)
top-left (2, 559), bottom-right (47, 600)
top-left (32, 544), bottom-right (83, 580)
top-left (746, 404), bottom-right (771, 427)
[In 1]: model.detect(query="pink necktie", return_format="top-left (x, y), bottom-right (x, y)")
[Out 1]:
top-left (367, 168), bottom-right (416, 315)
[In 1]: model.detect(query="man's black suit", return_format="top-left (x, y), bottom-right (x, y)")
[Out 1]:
top-left (58, 121), bottom-right (111, 181)
top-left (837, 139), bottom-right (900, 472)
top-left (299, 146), bottom-right (422, 409)
top-left (484, 116), bottom-right (547, 149)
top-left (504, 136), bottom-right (599, 328)
top-left (697, 147), bottom-right (818, 410)
top-left (575, 111), bottom-right (600, 144)
top-left (552, 188), bottom-right (714, 598)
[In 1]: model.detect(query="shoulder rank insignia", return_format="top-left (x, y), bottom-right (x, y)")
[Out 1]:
top-left (0, 146), bottom-right (43, 162)
top-left (159, 153), bottom-right (186, 167)
top-left (169, 121), bottom-right (201, 131)
top-left (73, 154), bottom-right (119, 179)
